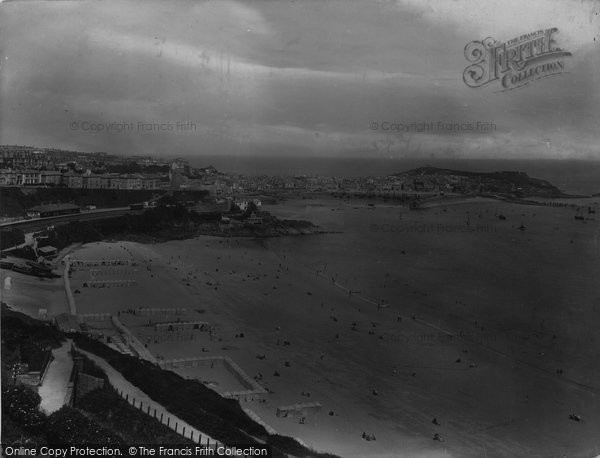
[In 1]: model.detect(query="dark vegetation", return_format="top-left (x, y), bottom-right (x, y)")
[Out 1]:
top-left (1, 304), bottom-right (63, 410)
top-left (1, 304), bottom-right (64, 361)
top-left (76, 388), bottom-right (193, 445)
top-left (0, 187), bottom-right (209, 217)
top-left (38, 205), bottom-right (220, 251)
top-left (0, 227), bottom-right (25, 250)
top-left (77, 355), bottom-right (108, 381)
top-left (0, 306), bottom-right (120, 447)
top-left (45, 407), bottom-right (125, 445)
top-left (2, 384), bottom-right (48, 444)
top-left (5, 245), bottom-right (38, 259)
top-left (32, 204), bottom-right (321, 252)
top-left (2, 376), bottom-right (129, 447)
top-left (399, 166), bottom-right (567, 197)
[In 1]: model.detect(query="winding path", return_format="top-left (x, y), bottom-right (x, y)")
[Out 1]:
top-left (38, 340), bottom-right (74, 414)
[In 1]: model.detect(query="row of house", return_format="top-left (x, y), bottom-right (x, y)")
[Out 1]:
top-left (0, 169), bottom-right (160, 190)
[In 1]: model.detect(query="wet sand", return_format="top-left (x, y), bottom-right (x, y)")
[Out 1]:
top-left (1, 268), bottom-right (67, 318)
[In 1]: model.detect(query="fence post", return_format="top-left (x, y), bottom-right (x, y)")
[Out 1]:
top-left (125, 394), bottom-right (129, 402)
top-left (183, 427), bottom-right (186, 437)
top-left (167, 417), bottom-right (170, 427)
top-left (175, 422), bottom-right (178, 432)
top-left (161, 413), bottom-right (164, 423)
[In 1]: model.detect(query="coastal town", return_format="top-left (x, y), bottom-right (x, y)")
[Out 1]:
top-left (0, 145), bottom-right (570, 222)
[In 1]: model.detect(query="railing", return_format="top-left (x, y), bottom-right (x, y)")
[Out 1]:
top-left (109, 385), bottom-right (237, 452)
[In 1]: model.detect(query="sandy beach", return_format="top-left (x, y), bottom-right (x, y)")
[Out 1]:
top-left (4, 196), bottom-right (600, 457)
top-left (1, 268), bottom-right (67, 318)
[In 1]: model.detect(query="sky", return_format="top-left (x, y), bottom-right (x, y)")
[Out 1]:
top-left (0, 0), bottom-right (599, 160)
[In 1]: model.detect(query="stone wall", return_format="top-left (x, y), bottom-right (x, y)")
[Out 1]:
top-left (76, 373), bottom-right (105, 400)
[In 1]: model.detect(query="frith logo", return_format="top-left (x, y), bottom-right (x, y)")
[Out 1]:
top-left (463, 28), bottom-right (572, 91)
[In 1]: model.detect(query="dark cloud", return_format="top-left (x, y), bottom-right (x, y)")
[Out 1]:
top-left (0, 0), bottom-right (598, 159)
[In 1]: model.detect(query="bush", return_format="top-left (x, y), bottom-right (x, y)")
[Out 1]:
top-left (2, 385), bottom-right (46, 434)
top-left (45, 205), bottom-right (211, 251)
top-left (0, 228), bottom-right (25, 250)
top-left (9, 245), bottom-right (37, 260)
top-left (46, 407), bottom-right (124, 445)
top-left (1, 305), bottom-right (64, 353)
top-left (77, 388), bottom-right (192, 444)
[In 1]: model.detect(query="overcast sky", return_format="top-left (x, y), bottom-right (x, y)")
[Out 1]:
top-left (0, 0), bottom-right (598, 160)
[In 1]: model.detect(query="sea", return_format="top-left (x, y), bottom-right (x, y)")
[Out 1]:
top-left (185, 156), bottom-right (600, 196)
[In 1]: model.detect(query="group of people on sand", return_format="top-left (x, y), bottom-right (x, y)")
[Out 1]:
top-left (432, 418), bottom-right (444, 442)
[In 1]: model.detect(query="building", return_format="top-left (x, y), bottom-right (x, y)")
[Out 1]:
top-left (61, 171), bottom-right (158, 190)
top-left (0, 169), bottom-right (20, 186)
top-left (20, 170), bottom-right (41, 185)
top-left (63, 172), bottom-right (83, 188)
top-left (82, 172), bottom-right (103, 189)
top-left (27, 203), bottom-right (81, 219)
top-left (141, 174), bottom-right (160, 190)
top-left (38, 246), bottom-right (58, 257)
top-left (40, 170), bottom-right (62, 186)
top-left (120, 174), bottom-right (143, 190)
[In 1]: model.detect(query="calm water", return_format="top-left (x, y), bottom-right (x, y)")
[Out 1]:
top-left (186, 156), bottom-right (600, 196)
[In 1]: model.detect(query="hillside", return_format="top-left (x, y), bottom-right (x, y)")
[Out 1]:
top-left (1, 305), bottom-right (339, 458)
top-left (397, 166), bottom-right (567, 197)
